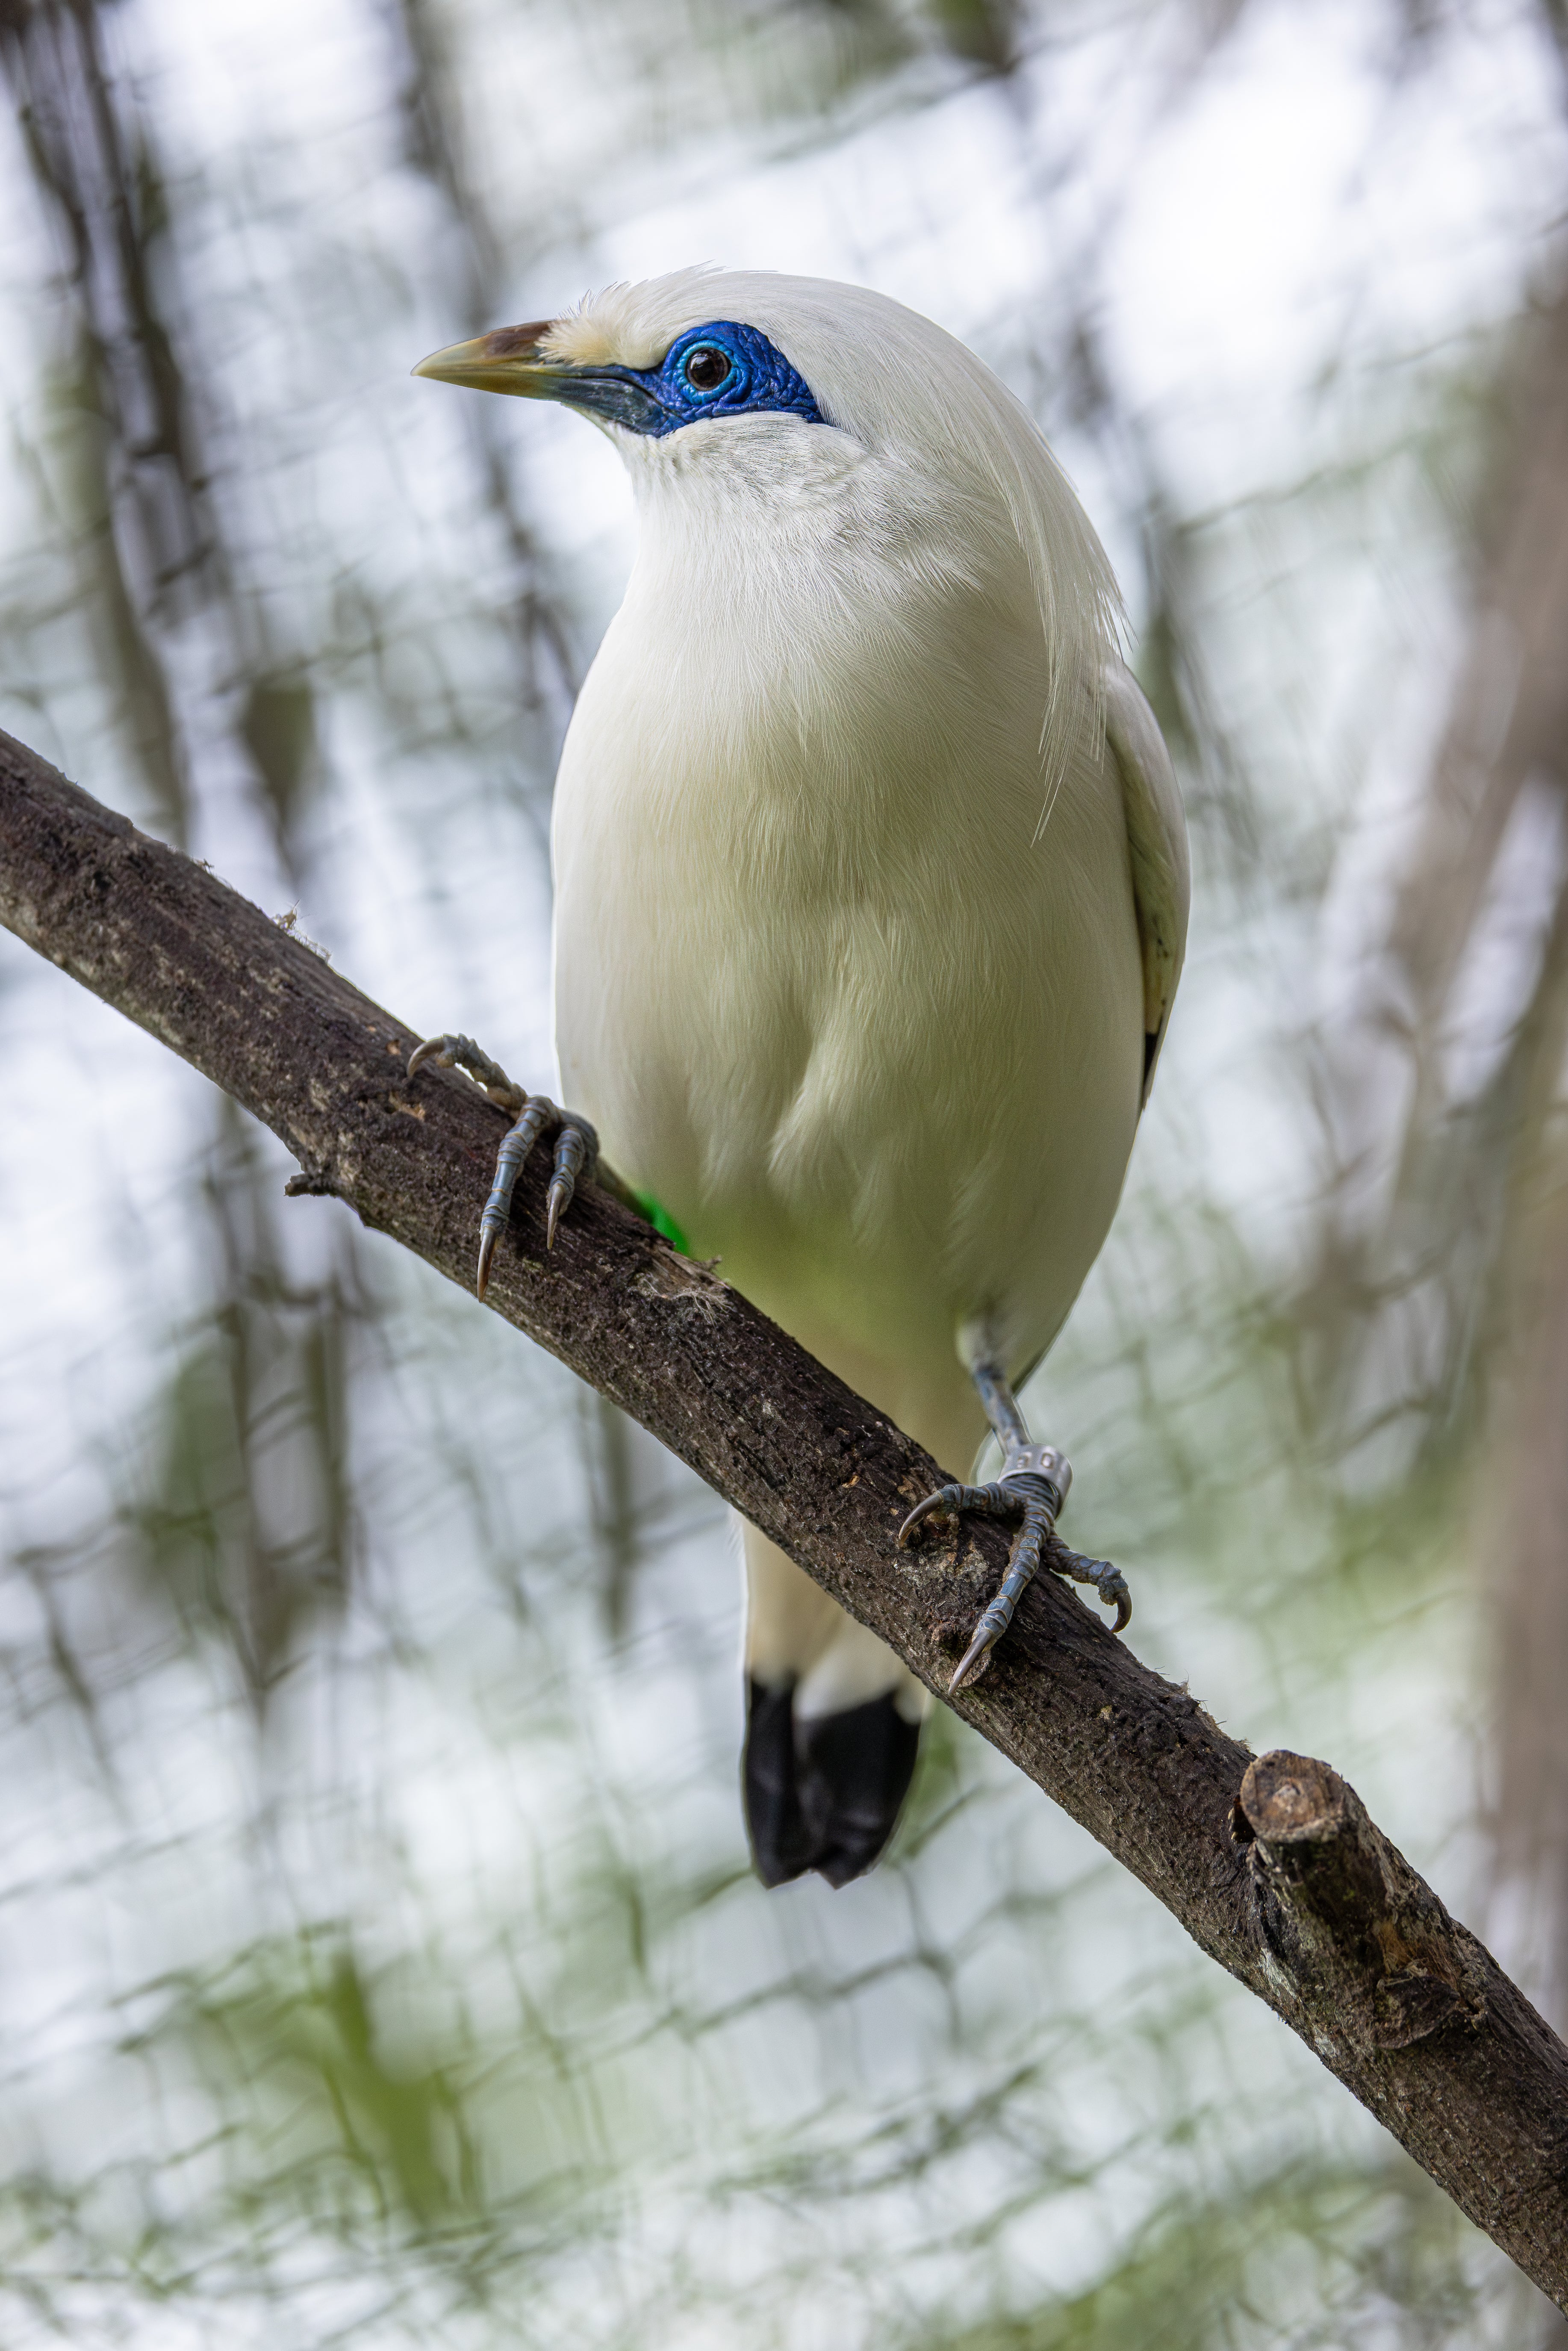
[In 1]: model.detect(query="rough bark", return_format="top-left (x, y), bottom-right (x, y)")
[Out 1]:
top-left (2, 723), bottom-right (1566, 2307)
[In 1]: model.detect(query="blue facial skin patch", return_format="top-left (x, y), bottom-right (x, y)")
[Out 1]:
top-left (553, 321), bottom-right (825, 438)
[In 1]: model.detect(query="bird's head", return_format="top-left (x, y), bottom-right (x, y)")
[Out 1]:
top-left (414, 268), bottom-right (1122, 760)
top-left (413, 302), bottom-right (825, 442)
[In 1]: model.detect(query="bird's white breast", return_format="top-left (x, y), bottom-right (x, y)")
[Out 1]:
top-left (551, 417), bottom-right (1144, 1443)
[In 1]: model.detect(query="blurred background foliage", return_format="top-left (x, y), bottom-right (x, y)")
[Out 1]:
top-left (1, 0), bottom-right (1567, 2341)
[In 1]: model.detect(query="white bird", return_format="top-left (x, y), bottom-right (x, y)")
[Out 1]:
top-left (410, 268), bottom-right (1188, 1888)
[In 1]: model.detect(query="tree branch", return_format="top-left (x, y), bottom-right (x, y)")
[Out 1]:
top-left (2, 722), bottom-right (1565, 2308)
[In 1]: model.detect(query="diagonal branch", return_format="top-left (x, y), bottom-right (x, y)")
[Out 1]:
top-left (2, 722), bottom-right (1565, 2308)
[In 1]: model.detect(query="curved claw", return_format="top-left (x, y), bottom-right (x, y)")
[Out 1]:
top-left (1105, 1576), bottom-right (1132, 1635)
top-left (896, 1485), bottom-right (965, 1547)
top-left (1054, 1548), bottom-right (1132, 1635)
top-left (474, 1096), bottom-right (553, 1297)
top-left (476, 1225), bottom-right (498, 1302)
top-left (409, 1031), bottom-right (601, 1285)
top-left (545, 1122), bottom-right (592, 1249)
top-left (948, 1625), bottom-right (997, 1694)
top-left (407, 1032), bottom-right (524, 1110)
top-left (1080, 1557), bottom-right (1132, 1633)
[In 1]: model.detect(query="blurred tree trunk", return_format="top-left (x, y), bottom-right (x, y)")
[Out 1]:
top-left (1371, 271), bottom-right (1568, 2050)
top-left (1480, 868), bottom-right (1568, 2046)
top-left (0, 0), bottom-right (206, 842)
top-left (0, 0), bottom-right (364, 1702)
top-left (387, 0), bottom-right (578, 764)
top-left (1489, 1091), bottom-right (1568, 2031)
top-left (1385, 292), bottom-right (1568, 1057)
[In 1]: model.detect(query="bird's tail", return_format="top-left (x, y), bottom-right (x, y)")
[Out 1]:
top-left (740, 1524), bottom-right (929, 1888)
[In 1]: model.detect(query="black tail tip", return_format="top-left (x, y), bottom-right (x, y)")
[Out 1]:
top-left (743, 1679), bottom-right (920, 1889)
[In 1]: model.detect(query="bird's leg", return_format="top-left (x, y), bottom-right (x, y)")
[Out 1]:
top-left (406, 1033), bottom-right (600, 1298)
top-left (897, 1361), bottom-right (1131, 1694)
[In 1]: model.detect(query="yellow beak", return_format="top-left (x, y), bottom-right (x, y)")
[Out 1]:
top-left (413, 323), bottom-right (669, 434)
top-left (412, 322), bottom-right (567, 398)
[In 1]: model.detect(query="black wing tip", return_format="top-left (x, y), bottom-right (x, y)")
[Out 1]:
top-left (743, 1679), bottom-right (921, 1890)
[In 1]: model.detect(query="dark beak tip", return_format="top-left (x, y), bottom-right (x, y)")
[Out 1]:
top-left (480, 319), bottom-right (557, 360)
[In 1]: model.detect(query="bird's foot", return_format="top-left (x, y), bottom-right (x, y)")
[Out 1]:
top-left (897, 1444), bottom-right (1130, 1694)
top-left (407, 1033), bottom-right (598, 1296)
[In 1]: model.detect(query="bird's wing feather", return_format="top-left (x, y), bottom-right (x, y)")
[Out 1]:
top-left (1103, 660), bottom-right (1189, 1104)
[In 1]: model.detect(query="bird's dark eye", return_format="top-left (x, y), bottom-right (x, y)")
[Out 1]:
top-left (683, 345), bottom-right (730, 394)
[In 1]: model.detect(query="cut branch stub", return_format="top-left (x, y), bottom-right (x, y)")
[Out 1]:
top-left (1238, 1750), bottom-right (1487, 2056)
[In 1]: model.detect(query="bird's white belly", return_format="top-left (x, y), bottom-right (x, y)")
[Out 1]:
top-left (551, 624), bottom-right (1144, 1447)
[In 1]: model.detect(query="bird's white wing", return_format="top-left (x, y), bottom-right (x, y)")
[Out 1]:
top-left (1103, 661), bottom-right (1189, 1105)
